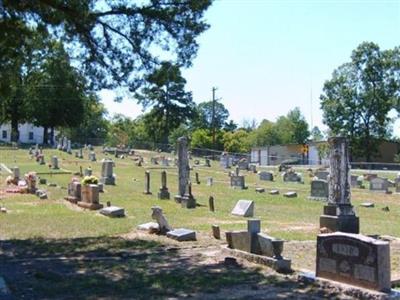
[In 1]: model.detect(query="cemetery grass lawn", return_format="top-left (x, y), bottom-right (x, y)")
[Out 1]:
top-left (2, 148), bottom-right (400, 298)
top-left (1, 148), bottom-right (400, 241)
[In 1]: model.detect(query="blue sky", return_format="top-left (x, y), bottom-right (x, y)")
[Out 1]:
top-left (101, 0), bottom-right (400, 135)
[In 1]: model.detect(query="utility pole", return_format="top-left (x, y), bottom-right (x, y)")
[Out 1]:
top-left (211, 87), bottom-right (221, 151)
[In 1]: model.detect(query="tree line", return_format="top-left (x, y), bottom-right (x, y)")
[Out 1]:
top-left (0, 1), bottom-right (399, 161)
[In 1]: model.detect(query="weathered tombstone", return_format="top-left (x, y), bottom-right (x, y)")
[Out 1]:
top-left (151, 206), bottom-right (172, 234)
top-left (176, 136), bottom-right (190, 201)
top-left (220, 153), bottom-right (230, 169)
top-left (100, 206), bottom-right (125, 217)
top-left (167, 228), bottom-right (196, 241)
top-left (212, 225), bottom-right (220, 239)
top-left (143, 170), bottom-right (152, 195)
top-left (204, 158), bottom-right (211, 167)
top-left (209, 196), bottom-right (215, 212)
top-left (249, 164), bottom-right (257, 173)
top-left (100, 159), bottom-right (115, 185)
top-left (369, 177), bottom-right (389, 193)
top-left (238, 159), bottom-right (249, 170)
top-left (12, 167), bottom-right (20, 181)
top-left (51, 156), bottom-right (59, 169)
top-left (230, 175), bottom-right (246, 190)
top-left (350, 175), bottom-right (358, 188)
top-left (181, 181), bottom-right (196, 209)
top-left (315, 170), bottom-right (329, 180)
top-left (78, 184), bottom-right (103, 210)
top-left (283, 191), bottom-right (297, 198)
top-left (195, 172), bottom-right (200, 184)
top-left (319, 137), bottom-right (359, 234)
top-left (84, 168), bottom-right (92, 177)
top-left (283, 171), bottom-right (302, 183)
top-left (255, 187), bottom-right (265, 193)
top-left (231, 200), bottom-right (254, 217)
top-left (395, 178), bottom-right (400, 193)
top-left (158, 171), bottom-right (170, 200)
top-left (259, 171), bottom-right (273, 181)
top-left (57, 137), bottom-right (63, 150)
top-left (206, 177), bottom-right (213, 186)
top-left (66, 140), bottom-right (72, 154)
top-left (65, 181), bottom-right (81, 203)
top-left (316, 232), bottom-right (391, 292)
top-left (89, 151), bottom-right (96, 162)
top-left (270, 189), bottom-right (279, 195)
top-left (309, 179), bottom-right (328, 200)
top-left (78, 148), bottom-right (83, 159)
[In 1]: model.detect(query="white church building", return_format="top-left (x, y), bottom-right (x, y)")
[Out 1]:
top-left (0, 123), bottom-right (55, 144)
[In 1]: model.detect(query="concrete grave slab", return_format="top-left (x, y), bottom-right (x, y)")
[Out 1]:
top-left (231, 200), bottom-right (254, 217)
top-left (167, 228), bottom-right (196, 241)
top-left (100, 206), bottom-right (125, 217)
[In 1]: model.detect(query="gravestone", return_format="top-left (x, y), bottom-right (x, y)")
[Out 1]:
top-left (315, 170), bottom-right (329, 180)
top-left (181, 181), bottom-right (196, 209)
top-left (220, 154), bottom-right (231, 169)
top-left (231, 200), bottom-right (254, 217)
top-left (158, 171), bottom-right (170, 200)
top-left (51, 156), bottom-right (59, 169)
top-left (167, 228), bottom-right (196, 241)
top-left (100, 206), bottom-right (125, 217)
top-left (212, 225), bottom-right (220, 239)
top-left (38, 155), bottom-right (45, 165)
top-left (230, 175), bottom-right (246, 189)
top-left (369, 177), bottom-right (389, 193)
top-left (283, 171), bottom-right (302, 183)
top-left (176, 136), bottom-right (190, 199)
top-left (62, 136), bottom-right (68, 151)
top-left (12, 167), bottom-right (20, 181)
top-left (316, 232), bottom-right (390, 292)
top-left (309, 179), bottom-right (328, 200)
top-left (100, 159), bottom-right (115, 185)
top-left (204, 159), bottom-right (211, 167)
top-left (195, 172), bottom-right (200, 184)
top-left (57, 137), bottom-right (63, 150)
top-left (395, 178), bottom-right (400, 193)
top-left (283, 191), bottom-right (297, 198)
top-left (66, 140), bottom-right (72, 154)
top-left (319, 137), bottom-right (359, 234)
top-left (151, 206), bottom-right (172, 234)
top-left (206, 177), bottom-right (213, 186)
top-left (84, 168), bottom-right (92, 177)
top-left (350, 175), bottom-right (358, 188)
top-left (238, 160), bottom-right (249, 170)
top-left (65, 181), bottom-right (81, 203)
top-left (209, 196), bottom-right (215, 212)
top-left (89, 152), bottom-right (96, 161)
top-left (249, 164), bottom-right (257, 173)
top-left (143, 171), bottom-right (152, 195)
top-left (259, 171), bottom-right (273, 181)
top-left (78, 148), bottom-right (83, 159)
top-left (78, 184), bottom-right (103, 210)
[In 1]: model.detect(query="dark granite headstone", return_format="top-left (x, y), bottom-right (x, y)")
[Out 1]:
top-left (259, 171), bottom-right (273, 181)
top-left (230, 175), bottom-right (246, 189)
top-left (369, 177), bottom-right (389, 193)
top-left (309, 179), bottom-right (328, 200)
top-left (316, 233), bottom-right (390, 292)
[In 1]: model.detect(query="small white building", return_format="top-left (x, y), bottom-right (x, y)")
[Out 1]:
top-left (0, 123), bottom-right (55, 144)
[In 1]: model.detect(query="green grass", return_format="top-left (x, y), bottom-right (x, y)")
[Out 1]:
top-left (1, 147), bottom-right (400, 241)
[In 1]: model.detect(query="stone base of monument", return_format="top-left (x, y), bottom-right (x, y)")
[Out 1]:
top-left (174, 195), bottom-right (182, 203)
top-left (100, 206), bottom-right (125, 217)
top-left (308, 196), bottom-right (328, 201)
top-left (64, 196), bottom-right (79, 204)
top-left (320, 205), bottom-right (359, 234)
top-left (222, 246), bottom-right (291, 273)
top-left (143, 190), bottom-right (152, 195)
top-left (137, 222), bottom-right (159, 232)
top-left (158, 188), bottom-right (170, 200)
top-left (166, 228), bottom-right (196, 241)
top-left (101, 176), bottom-right (115, 185)
top-left (77, 201), bottom-right (104, 210)
top-left (181, 195), bottom-right (196, 209)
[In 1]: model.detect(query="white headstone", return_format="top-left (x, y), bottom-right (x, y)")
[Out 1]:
top-left (231, 200), bottom-right (254, 217)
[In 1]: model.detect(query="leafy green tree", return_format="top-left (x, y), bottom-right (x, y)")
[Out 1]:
top-left (310, 126), bottom-right (324, 141)
top-left (223, 130), bottom-right (251, 153)
top-left (223, 120), bottom-right (238, 132)
top-left (28, 42), bottom-right (86, 144)
top-left (320, 42), bottom-right (399, 161)
top-left (135, 62), bottom-right (196, 147)
top-left (194, 101), bottom-right (229, 130)
top-left (275, 108), bottom-right (310, 144)
top-left (0, 19), bottom-right (46, 142)
top-left (191, 128), bottom-right (224, 150)
top-left (248, 119), bottom-right (281, 147)
top-left (1, 0), bottom-right (212, 90)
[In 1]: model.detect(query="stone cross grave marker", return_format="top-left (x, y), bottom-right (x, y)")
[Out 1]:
top-left (231, 200), bottom-right (254, 217)
top-left (316, 232), bottom-right (390, 292)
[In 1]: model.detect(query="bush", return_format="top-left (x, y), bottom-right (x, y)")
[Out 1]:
top-left (81, 175), bottom-right (99, 185)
